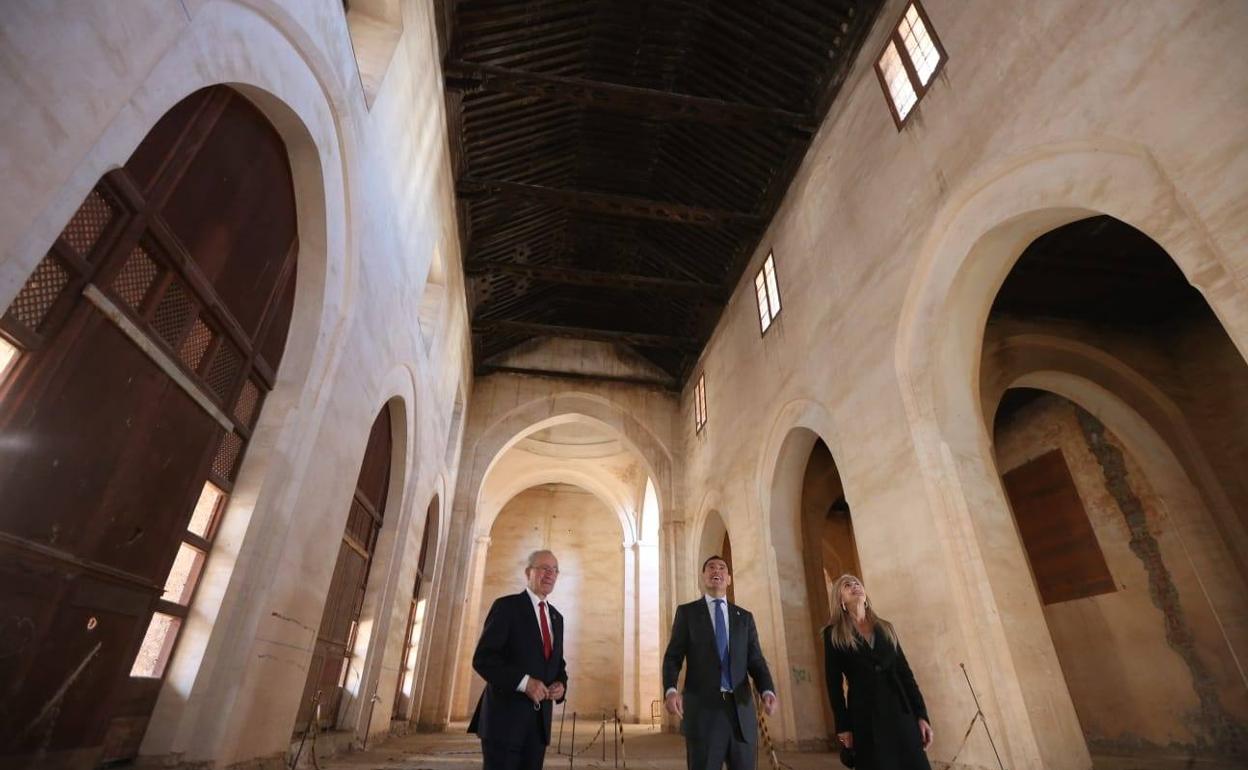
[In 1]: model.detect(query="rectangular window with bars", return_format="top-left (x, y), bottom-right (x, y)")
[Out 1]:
top-left (754, 252), bottom-right (782, 334)
top-left (875, 1), bottom-right (946, 129)
top-left (694, 374), bottom-right (707, 434)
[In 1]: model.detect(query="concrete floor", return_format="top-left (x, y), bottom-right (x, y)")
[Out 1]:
top-left (313, 723), bottom-right (1246, 770)
top-left (316, 722), bottom-right (841, 770)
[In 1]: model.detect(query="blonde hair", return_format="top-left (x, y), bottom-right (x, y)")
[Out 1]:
top-left (825, 574), bottom-right (898, 651)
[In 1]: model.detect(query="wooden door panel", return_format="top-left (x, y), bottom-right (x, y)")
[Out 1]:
top-left (158, 97), bottom-right (296, 338)
top-left (0, 310), bottom-right (216, 583)
top-left (1002, 449), bottom-right (1117, 604)
top-left (0, 558), bottom-right (153, 759)
top-left (296, 407), bottom-right (392, 734)
top-left (0, 84), bottom-right (300, 767)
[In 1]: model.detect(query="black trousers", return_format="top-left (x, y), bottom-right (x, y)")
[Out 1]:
top-left (482, 730), bottom-right (547, 770)
top-left (686, 693), bottom-right (755, 770)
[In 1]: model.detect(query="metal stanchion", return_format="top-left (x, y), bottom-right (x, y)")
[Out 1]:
top-left (290, 690), bottom-right (322, 770)
top-left (613, 709), bottom-right (619, 768)
top-left (619, 710), bottom-right (627, 768)
top-left (568, 712), bottom-right (577, 770)
top-left (951, 663), bottom-right (1007, 770)
top-left (362, 692), bottom-right (380, 750)
top-left (601, 712), bottom-right (607, 761)
top-left (558, 701), bottom-right (567, 753)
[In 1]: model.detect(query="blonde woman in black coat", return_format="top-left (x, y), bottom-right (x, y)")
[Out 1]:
top-left (823, 574), bottom-right (933, 770)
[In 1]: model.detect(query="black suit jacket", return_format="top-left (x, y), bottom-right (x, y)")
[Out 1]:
top-left (662, 598), bottom-right (775, 745)
top-left (468, 591), bottom-right (568, 747)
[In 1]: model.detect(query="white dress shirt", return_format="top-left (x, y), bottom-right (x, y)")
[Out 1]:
top-left (516, 588), bottom-right (554, 692)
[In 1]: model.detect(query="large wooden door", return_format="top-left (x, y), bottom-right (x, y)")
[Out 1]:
top-left (296, 406), bottom-right (393, 732)
top-left (0, 86), bottom-right (298, 768)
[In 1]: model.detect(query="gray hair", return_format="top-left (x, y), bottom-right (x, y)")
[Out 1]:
top-left (526, 549), bottom-right (557, 569)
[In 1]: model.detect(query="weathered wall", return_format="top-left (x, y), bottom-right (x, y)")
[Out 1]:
top-left (674, 0), bottom-right (1248, 765)
top-left (994, 393), bottom-right (1248, 760)
top-left (0, 1), bottom-right (469, 766)
top-left (468, 484), bottom-right (625, 718)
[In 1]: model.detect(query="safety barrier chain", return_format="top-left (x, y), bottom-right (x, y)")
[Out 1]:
top-left (554, 708), bottom-right (627, 767)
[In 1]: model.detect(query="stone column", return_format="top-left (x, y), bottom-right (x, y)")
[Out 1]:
top-left (449, 534), bottom-right (493, 718)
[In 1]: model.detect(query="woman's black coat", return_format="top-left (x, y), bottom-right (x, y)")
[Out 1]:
top-left (823, 624), bottom-right (931, 770)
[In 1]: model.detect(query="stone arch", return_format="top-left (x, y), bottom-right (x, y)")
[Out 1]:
top-left (483, 465), bottom-right (638, 545)
top-left (399, 484), bottom-right (449, 723)
top-left (894, 142), bottom-right (1248, 770)
top-left (335, 368), bottom-right (422, 738)
top-left (465, 478), bottom-right (629, 717)
top-left (689, 489), bottom-right (731, 584)
top-left (463, 392), bottom-right (675, 523)
top-left (444, 392), bottom-right (675, 724)
top-left (982, 333), bottom-right (1248, 575)
top-left (50, 4), bottom-right (370, 764)
top-left (755, 398), bottom-right (856, 749)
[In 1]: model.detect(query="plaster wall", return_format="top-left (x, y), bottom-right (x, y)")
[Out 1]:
top-left (994, 393), bottom-right (1248, 760)
top-left (1, 1), bottom-right (469, 766)
top-left (468, 484), bottom-right (626, 719)
top-left (674, 0), bottom-right (1248, 765)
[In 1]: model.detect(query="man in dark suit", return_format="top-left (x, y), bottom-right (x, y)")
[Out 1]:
top-left (663, 555), bottom-right (778, 770)
top-left (469, 549), bottom-right (568, 770)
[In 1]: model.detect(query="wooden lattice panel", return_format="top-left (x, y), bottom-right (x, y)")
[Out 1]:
top-left (212, 430), bottom-right (243, 481)
top-left (205, 340), bottom-right (242, 402)
top-left (233, 377), bottom-right (261, 428)
top-left (112, 245), bottom-right (161, 309)
top-left (151, 279), bottom-right (196, 348)
top-left (179, 318), bottom-right (214, 372)
top-left (62, 188), bottom-right (116, 259)
top-left (4, 253), bottom-right (72, 333)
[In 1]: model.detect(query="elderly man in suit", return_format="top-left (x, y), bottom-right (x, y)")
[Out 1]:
top-left (469, 549), bottom-right (568, 770)
top-left (663, 555), bottom-right (778, 770)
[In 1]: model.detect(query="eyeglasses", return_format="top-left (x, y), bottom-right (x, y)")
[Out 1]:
top-left (530, 565), bottom-right (560, 574)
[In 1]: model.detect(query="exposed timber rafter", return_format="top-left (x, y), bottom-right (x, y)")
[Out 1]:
top-left (458, 178), bottom-right (760, 227)
top-left (475, 364), bottom-right (677, 390)
top-left (472, 319), bottom-right (702, 351)
top-left (465, 260), bottom-right (725, 298)
top-left (445, 61), bottom-right (818, 134)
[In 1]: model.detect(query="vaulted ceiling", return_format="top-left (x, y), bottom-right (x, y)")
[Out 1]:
top-left (435, 0), bottom-right (884, 388)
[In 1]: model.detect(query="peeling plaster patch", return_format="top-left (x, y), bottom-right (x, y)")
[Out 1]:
top-left (1076, 407), bottom-right (1248, 758)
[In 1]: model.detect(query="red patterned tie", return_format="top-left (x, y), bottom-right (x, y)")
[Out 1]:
top-left (539, 601), bottom-right (553, 660)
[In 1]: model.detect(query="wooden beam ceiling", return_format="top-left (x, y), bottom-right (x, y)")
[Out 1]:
top-left (472, 319), bottom-right (702, 351)
top-left (465, 260), bottom-right (726, 298)
top-left (458, 178), bottom-right (761, 227)
top-left (475, 363), bottom-right (676, 390)
top-left (441, 0), bottom-right (884, 385)
top-left (446, 61), bottom-right (818, 133)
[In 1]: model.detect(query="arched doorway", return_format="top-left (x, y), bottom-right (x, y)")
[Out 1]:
top-left (296, 404), bottom-right (395, 734)
top-left (768, 429), bottom-right (860, 748)
top-left (696, 509), bottom-right (734, 603)
top-left (0, 85), bottom-right (298, 767)
top-left (980, 216), bottom-right (1248, 765)
top-left (394, 496), bottom-right (440, 722)
top-left (470, 482), bottom-right (627, 718)
top-left (451, 414), bottom-right (662, 724)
